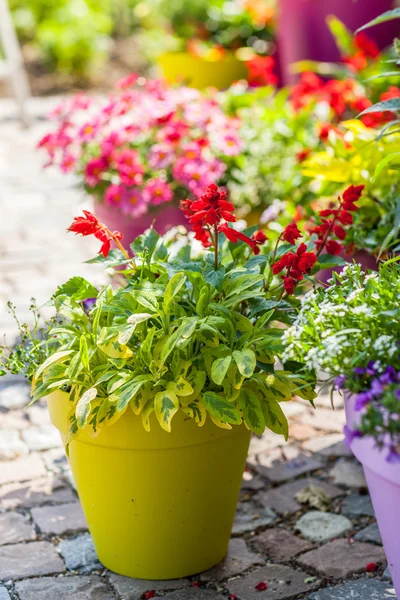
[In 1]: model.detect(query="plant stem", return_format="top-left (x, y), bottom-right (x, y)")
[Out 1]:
top-left (214, 223), bottom-right (219, 270)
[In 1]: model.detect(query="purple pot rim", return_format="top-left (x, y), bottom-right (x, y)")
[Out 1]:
top-left (344, 391), bottom-right (400, 486)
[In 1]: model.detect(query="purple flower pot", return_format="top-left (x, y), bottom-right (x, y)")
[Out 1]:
top-left (94, 201), bottom-right (188, 246)
top-left (277, 0), bottom-right (398, 85)
top-left (317, 249), bottom-right (378, 285)
top-left (345, 393), bottom-right (400, 594)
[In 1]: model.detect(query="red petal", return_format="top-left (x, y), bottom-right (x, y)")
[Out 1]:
top-left (366, 562), bottom-right (377, 573)
top-left (333, 224), bottom-right (347, 241)
top-left (220, 210), bottom-right (236, 222)
top-left (144, 591), bottom-right (156, 599)
top-left (255, 581), bottom-right (268, 591)
top-left (99, 239), bottom-right (111, 257)
top-left (189, 210), bottom-right (208, 223)
top-left (206, 208), bottom-right (219, 225)
top-left (218, 199), bottom-right (235, 212)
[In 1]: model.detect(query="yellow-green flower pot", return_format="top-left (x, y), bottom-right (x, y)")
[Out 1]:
top-left (47, 391), bottom-right (251, 579)
top-left (157, 51), bottom-right (248, 90)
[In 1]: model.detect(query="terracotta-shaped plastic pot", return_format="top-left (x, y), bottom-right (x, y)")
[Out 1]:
top-left (94, 201), bottom-right (188, 246)
top-left (47, 391), bottom-right (251, 579)
top-left (345, 392), bottom-right (400, 595)
top-left (157, 51), bottom-right (248, 90)
top-left (278, 0), bottom-right (397, 84)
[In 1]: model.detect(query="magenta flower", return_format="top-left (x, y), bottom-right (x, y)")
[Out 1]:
top-left (121, 189), bottom-right (147, 217)
top-left (105, 184), bottom-right (125, 206)
top-left (148, 144), bottom-right (174, 169)
top-left (84, 157), bottom-right (108, 187)
top-left (217, 133), bottom-right (244, 156)
top-left (143, 178), bottom-right (173, 205)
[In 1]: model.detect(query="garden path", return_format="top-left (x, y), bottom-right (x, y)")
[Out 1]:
top-left (0, 98), bottom-right (396, 600)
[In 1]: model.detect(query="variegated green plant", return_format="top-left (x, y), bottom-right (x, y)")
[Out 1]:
top-left (1, 228), bottom-right (316, 444)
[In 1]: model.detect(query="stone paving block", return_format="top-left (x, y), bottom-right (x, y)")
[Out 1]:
top-left (0, 410), bottom-right (29, 430)
top-left (15, 576), bottom-right (116, 600)
top-left (0, 588), bottom-right (10, 600)
top-left (314, 392), bottom-right (344, 410)
top-left (58, 534), bottom-right (102, 573)
top-left (0, 384), bottom-right (30, 410)
top-left (251, 528), bottom-right (312, 561)
top-left (226, 564), bottom-right (319, 600)
top-left (0, 429), bottom-right (28, 460)
top-left (307, 578), bottom-right (395, 599)
top-left (0, 476), bottom-right (75, 509)
top-left (288, 423), bottom-right (318, 441)
top-left (255, 477), bottom-right (344, 515)
top-left (201, 538), bottom-right (264, 581)
top-left (0, 453), bottom-right (46, 485)
top-left (354, 523), bottom-right (382, 545)
top-left (329, 460), bottom-right (367, 489)
top-left (0, 541), bottom-right (66, 579)
top-left (41, 448), bottom-right (69, 473)
top-left (232, 502), bottom-right (276, 534)
top-left (28, 403), bottom-right (52, 426)
top-left (295, 511), bottom-right (352, 543)
top-left (21, 425), bottom-right (61, 451)
top-left (31, 502), bottom-right (87, 535)
top-left (163, 591), bottom-right (225, 600)
top-left (296, 539), bottom-right (386, 579)
top-left (241, 472), bottom-right (265, 492)
top-left (256, 446), bottom-right (300, 469)
top-left (0, 511), bottom-right (36, 545)
top-left (297, 408), bottom-right (345, 433)
top-left (257, 454), bottom-right (322, 483)
top-left (383, 566), bottom-right (393, 581)
top-left (302, 434), bottom-right (351, 458)
top-left (342, 493), bottom-right (375, 517)
top-left (109, 572), bottom-right (190, 600)
top-left (248, 432), bottom-right (286, 457)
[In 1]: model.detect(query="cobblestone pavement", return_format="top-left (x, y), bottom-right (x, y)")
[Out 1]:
top-left (0, 100), bottom-right (397, 600)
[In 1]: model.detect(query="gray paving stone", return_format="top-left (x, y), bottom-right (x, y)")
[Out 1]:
top-left (342, 493), bottom-right (375, 517)
top-left (296, 539), bottom-right (387, 579)
top-left (0, 511), bottom-right (36, 545)
top-left (163, 591), bottom-right (225, 600)
top-left (226, 564), bottom-right (319, 600)
top-left (0, 541), bottom-right (66, 579)
top-left (15, 576), bottom-right (116, 600)
top-left (0, 429), bottom-right (28, 460)
top-left (31, 502), bottom-right (87, 535)
top-left (302, 434), bottom-right (351, 458)
top-left (0, 453), bottom-right (46, 485)
top-left (308, 578), bottom-right (396, 599)
top-left (295, 511), bottom-right (352, 543)
top-left (383, 566), bottom-right (393, 581)
top-left (257, 454), bottom-right (322, 483)
top-left (109, 572), bottom-right (190, 600)
top-left (251, 528), bottom-right (312, 561)
top-left (0, 410), bottom-right (29, 430)
top-left (0, 476), bottom-right (75, 509)
top-left (0, 588), bottom-right (10, 600)
top-left (297, 408), bottom-right (345, 433)
top-left (41, 448), bottom-right (69, 473)
top-left (232, 502), bottom-right (276, 534)
top-left (241, 472), bottom-right (265, 491)
top-left (256, 446), bottom-right (300, 469)
top-left (329, 460), bottom-right (367, 489)
top-left (201, 538), bottom-right (264, 581)
top-left (28, 404), bottom-right (52, 426)
top-left (0, 384), bottom-right (30, 410)
top-left (21, 425), bottom-right (62, 451)
top-left (256, 478), bottom-right (344, 515)
top-left (354, 523), bottom-right (382, 545)
top-left (58, 534), bottom-right (102, 573)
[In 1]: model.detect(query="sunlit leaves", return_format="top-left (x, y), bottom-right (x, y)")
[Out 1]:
top-left (154, 390), bottom-right (179, 432)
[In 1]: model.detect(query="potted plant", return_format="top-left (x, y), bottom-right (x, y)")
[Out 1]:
top-left (282, 261), bottom-right (400, 596)
top-left (37, 77), bottom-right (245, 243)
top-left (139, 0), bottom-right (276, 89)
top-left (1, 179), bottom-right (348, 579)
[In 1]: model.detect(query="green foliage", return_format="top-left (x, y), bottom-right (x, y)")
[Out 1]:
top-left (1, 229), bottom-right (316, 442)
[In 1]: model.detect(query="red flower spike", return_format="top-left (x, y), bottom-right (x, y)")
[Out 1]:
top-left (255, 581), bottom-right (268, 591)
top-left (144, 591), bottom-right (156, 599)
top-left (338, 210), bottom-right (353, 225)
top-left (68, 210), bottom-right (101, 236)
top-left (283, 277), bottom-right (296, 295)
top-left (325, 240), bottom-right (342, 256)
top-left (333, 224), bottom-right (347, 241)
top-left (366, 562), bottom-right (377, 573)
top-left (253, 230), bottom-right (268, 244)
top-left (282, 223), bottom-right (302, 245)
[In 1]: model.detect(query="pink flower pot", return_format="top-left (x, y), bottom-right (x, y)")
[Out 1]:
top-left (345, 393), bottom-right (400, 595)
top-left (277, 0), bottom-right (397, 85)
top-left (94, 201), bottom-right (188, 245)
top-left (317, 249), bottom-right (378, 285)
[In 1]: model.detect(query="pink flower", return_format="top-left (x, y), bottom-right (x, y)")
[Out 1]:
top-left (148, 144), bottom-right (174, 169)
top-left (60, 152), bottom-right (76, 173)
top-left (115, 149), bottom-right (144, 186)
top-left (78, 121), bottom-right (99, 142)
top-left (143, 178), bottom-right (173, 205)
top-left (121, 189), bottom-right (147, 217)
top-left (217, 133), bottom-right (244, 157)
top-left (84, 157), bottom-right (108, 187)
top-left (115, 73), bottom-right (139, 89)
top-left (181, 142), bottom-right (203, 161)
top-left (105, 184), bottom-right (125, 206)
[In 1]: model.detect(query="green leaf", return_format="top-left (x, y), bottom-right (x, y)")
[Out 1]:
top-left (232, 349), bottom-right (256, 378)
top-left (197, 324), bottom-right (220, 347)
top-left (316, 254), bottom-right (347, 268)
top-left (181, 398), bottom-right (206, 426)
top-left (86, 249), bottom-right (126, 266)
top-left (142, 399), bottom-right (155, 432)
top-left (75, 387), bottom-right (97, 428)
top-left (110, 376), bottom-right (152, 412)
top-left (211, 355), bottom-right (232, 386)
top-left (130, 228), bottom-right (160, 259)
top-left (359, 98), bottom-right (400, 116)
top-left (203, 392), bottom-right (241, 425)
top-left (54, 295), bottom-right (87, 323)
top-left (154, 390), bottom-right (179, 432)
top-left (326, 16), bottom-right (354, 55)
top-left (130, 386), bottom-right (152, 415)
top-left (79, 336), bottom-right (89, 369)
top-left (167, 376), bottom-right (194, 396)
top-left (372, 152), bottom-right (400, 181)
top-left (54, 276), bottom-right (98, 302)
top-left (129, 290), bottom-right (159, 312)
top-left (163, 272), bottom-right (186, 311)
top-left (240, 389), bottom-right (265, 435)
top-left (203, 265), bottom-right (225, 290)
top-left (357, 8), bottom-right (400, 32)
top-left (34, 350), bottom-right (74, 381)
top-left (224, 273), bottom-right (264, 298)
top-left (97, 328), bottom-right (133, 359)
top-left (261, 398), bottom-right (289, 440)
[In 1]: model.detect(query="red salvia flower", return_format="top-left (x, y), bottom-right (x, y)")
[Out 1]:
top-left (355, 33), bottom-right (380, 59)
top-left (68, 210), bottom-right (126, 258)
top-left (272, 243), bottom-right (317, 295)
top-left (282, 223), bottom-right (302, 245)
